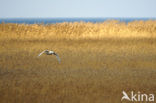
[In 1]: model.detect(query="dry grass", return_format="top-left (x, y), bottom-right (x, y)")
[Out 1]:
top-left (0, 20), bottom-right (156, 103)
top-left (0, 20), bottom-right (156, 40)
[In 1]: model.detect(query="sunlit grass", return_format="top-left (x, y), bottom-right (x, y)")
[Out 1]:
top-left (0, 20), bottom-right (156, 103)
top-left (0, 20), bottom-right (156, 40)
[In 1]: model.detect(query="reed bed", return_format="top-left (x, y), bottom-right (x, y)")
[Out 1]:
top-left (0, 20), bottom-right (156, 103)
top-left (0, 20), bottom-right (156, 40)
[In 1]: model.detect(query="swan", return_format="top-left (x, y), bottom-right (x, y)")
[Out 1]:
top-left (38, 50), bottom-right (61, 63)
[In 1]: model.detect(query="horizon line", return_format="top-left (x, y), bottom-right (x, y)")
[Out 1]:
top-left (0, 17), bottom-right (156, 19)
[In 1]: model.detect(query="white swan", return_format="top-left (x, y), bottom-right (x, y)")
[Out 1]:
top-left (38, 50), bottom-right (61, 63)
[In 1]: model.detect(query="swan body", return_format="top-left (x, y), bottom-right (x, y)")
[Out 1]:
top-left (38, 50), bottom-right (61, 63)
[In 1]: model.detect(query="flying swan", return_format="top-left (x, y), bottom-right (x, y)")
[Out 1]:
top-left (38, 50), bottom-right (61, 63)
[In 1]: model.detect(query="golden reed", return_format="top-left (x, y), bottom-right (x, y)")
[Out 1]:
top-left (0, 20), bottom-right (156, 40)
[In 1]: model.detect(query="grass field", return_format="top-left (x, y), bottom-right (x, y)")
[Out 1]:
top-left (0, 20), bottom-right (156, 103)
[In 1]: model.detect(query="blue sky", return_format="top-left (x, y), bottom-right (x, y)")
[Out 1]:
top-left (0, 0), bottom-right (156, 18)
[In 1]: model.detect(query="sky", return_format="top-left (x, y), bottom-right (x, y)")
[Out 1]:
top-left (0, 0), bottom-right (156, 18)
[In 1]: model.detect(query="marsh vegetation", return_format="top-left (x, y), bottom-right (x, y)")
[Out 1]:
top-left (0, 20), bottom-right (156, 103)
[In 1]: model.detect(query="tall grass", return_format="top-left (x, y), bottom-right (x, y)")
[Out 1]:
top-left (0, 20), bottom-right (156, 40)
top-left (0, 20), bottom-right (156, 103)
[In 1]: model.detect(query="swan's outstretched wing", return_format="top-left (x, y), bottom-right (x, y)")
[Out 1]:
top-left (38, 50), bottom-right (45, 57)
top-left (54, 53), bottom-right (61, 63)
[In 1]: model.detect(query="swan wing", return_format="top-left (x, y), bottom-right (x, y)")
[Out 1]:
top-left (54, 53), bottom-right (61, 63)
top-left (38, 50), bottom-right (45, 57)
